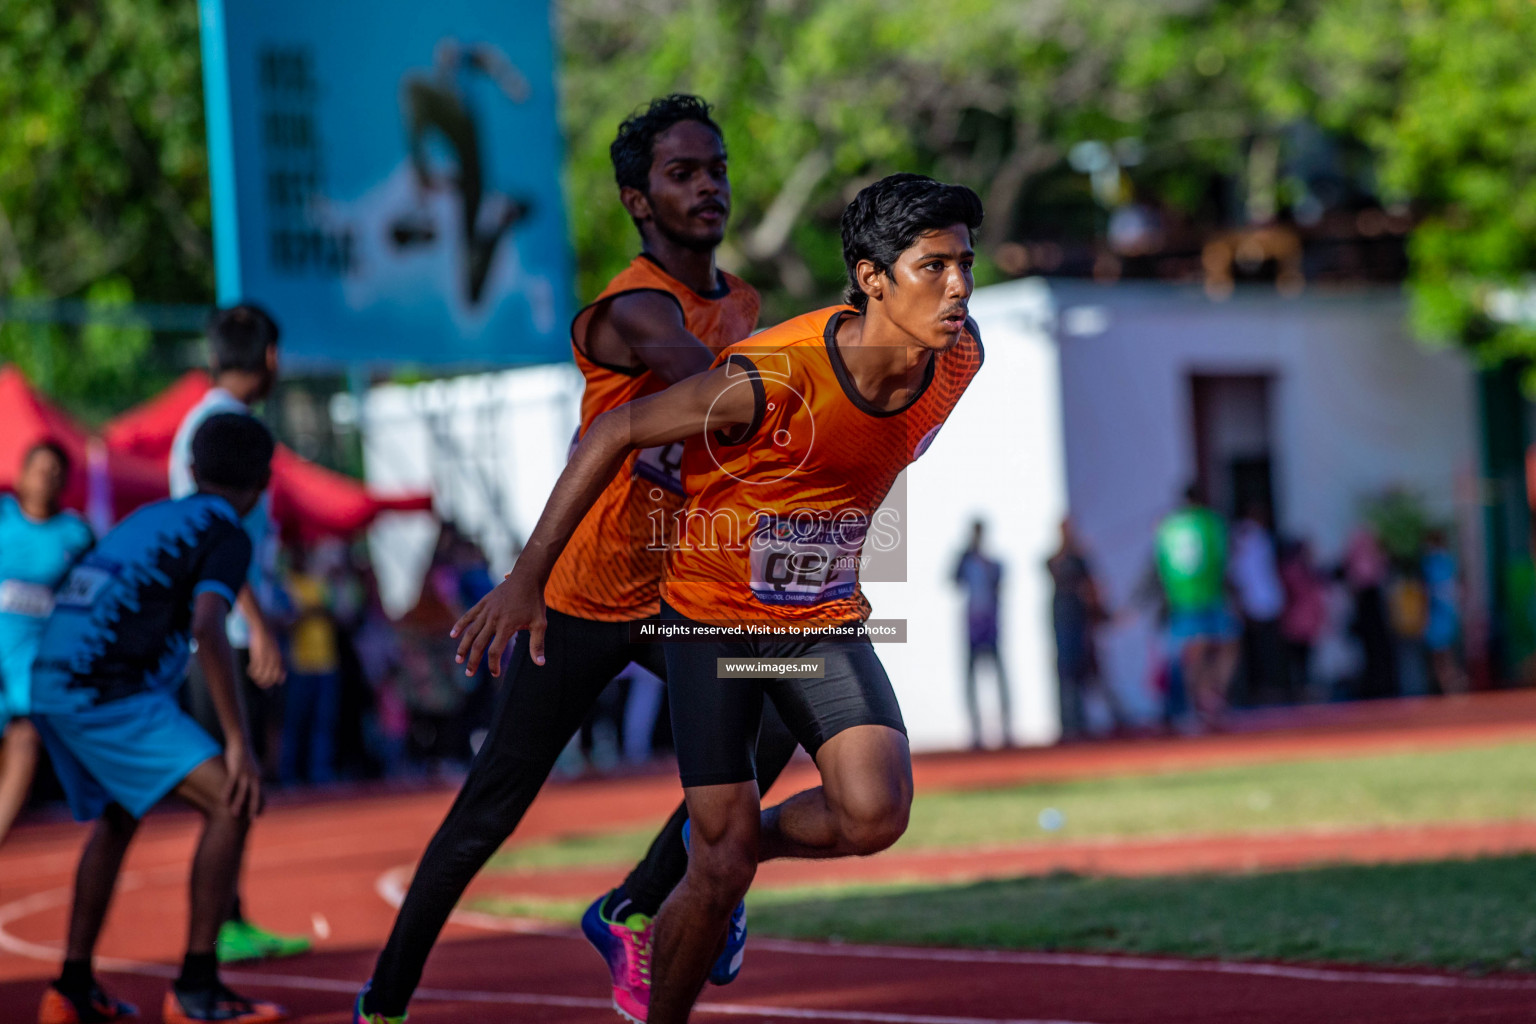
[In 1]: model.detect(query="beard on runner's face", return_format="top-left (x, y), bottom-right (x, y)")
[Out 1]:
top-left (651, 190), bottom-right (729, 252)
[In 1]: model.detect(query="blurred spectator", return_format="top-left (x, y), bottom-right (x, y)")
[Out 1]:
top-left (1154, 484), bottom-right (1239, 729)
top-left (577, 677), bottom-right (626, 773)
top-left (954, 519), bottom-right (1012, 749)
top-left (1423, 528), bottom-right (1467, 694)
top-left (326, 544), bottom-right (378, 780)
top-left (170, 305), bottom-right (287, 746)
top-left (398, 523), bottom-right (486, 770)
top-left (282, 547), bottom-right (341, 785)
top-left (1314, 574), bottom-right (1364, 699)
top-left (1046, 518), bottom-right (1117, 740)
top-left (452, 534), bottom-right (496, 609)
top-left (1130, 559), bottom-right (1184, 727)
top-left (1278, 539), bottom-right (1328, 701)
top-left (1388, 557), bottom-right (1430, 696)
top-left (0, 441), bottom-right (94, 847)
top-left (1230, 502), bottom-right (1287, 704)
top-left (352, 567), bottom-right (408, 777)
top-left (619, 662), bottom-right (667, 765)
top-left (428, 522), bottom-right (468, 614)
top-left (451, 534), bottom-right (498, 746)
top-left (1344, 526), bottom-right (1397, 699)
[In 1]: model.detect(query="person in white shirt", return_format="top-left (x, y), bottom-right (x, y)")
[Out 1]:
top-left (168, 303), bottom-right (312, 964)
top-left (1230, 501), bottom-right (1287, 704)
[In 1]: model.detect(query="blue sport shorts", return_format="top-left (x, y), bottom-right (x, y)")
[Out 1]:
top-left (33, 691), bottom-right (221, 821)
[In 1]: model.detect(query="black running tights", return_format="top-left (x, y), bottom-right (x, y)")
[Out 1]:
top-left (367, 610), bottom-right (800, 1016)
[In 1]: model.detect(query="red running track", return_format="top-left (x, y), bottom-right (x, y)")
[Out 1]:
top-left (7, 691), bottom-right (1536, 1023)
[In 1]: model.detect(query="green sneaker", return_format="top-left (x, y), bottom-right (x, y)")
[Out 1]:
top-left (216, 918), bottom-right (315, 963)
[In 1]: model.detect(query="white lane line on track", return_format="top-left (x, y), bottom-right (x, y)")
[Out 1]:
top-left (0, 876), bottom-right (1099, 1024)
top-left (375, 864), bottom-right (1536, 994)
top-left (748, 940), bottom-right (1536, 992)
top-left (376, 864), bottom-right (570, 936)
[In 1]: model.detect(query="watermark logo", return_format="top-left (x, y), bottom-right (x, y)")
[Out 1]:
top-left (703, 352), bottom-right (814, 486)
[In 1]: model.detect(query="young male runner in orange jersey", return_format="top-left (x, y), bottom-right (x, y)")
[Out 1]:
top-left (453, 173), bottom-right (985, 1024)
top-left (355, 96), bottom-right (801, 1024)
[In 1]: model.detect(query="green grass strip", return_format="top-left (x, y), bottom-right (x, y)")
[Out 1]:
top-left (471, 855), bottom-right (1536, 973)
top-left (488, 740), bottom-right (1536, 873)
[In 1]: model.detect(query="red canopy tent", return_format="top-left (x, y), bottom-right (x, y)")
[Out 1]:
top-left (0, 366), bottom-right (168, 521)
top-left (0, 367), bottom-right (431, 540)
top-left (104, 370), bottom-right (433, 542)
top-left (268, 447), bottom-right (434, 545)
top-left (101, 370), bottom-right (216, 462)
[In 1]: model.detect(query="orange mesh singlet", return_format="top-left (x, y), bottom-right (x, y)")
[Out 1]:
top-left (544, 254), bottom-right (760, 621)
top-left (662, 306), bottom-right (983, 626)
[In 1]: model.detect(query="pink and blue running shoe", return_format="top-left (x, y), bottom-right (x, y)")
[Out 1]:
top-left (582, 892), bottom-right (652, 1023)
top-left (681, 820), bottom-right (748, 986)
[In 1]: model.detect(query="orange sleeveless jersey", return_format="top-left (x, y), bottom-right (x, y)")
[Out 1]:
top-left (544, 255), bottom-right (760, 621)
top-left (661, 306), bottom-right (983, 625)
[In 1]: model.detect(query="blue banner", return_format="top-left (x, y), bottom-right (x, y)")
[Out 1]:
top-left (199, 0), bottom-right (572, 366)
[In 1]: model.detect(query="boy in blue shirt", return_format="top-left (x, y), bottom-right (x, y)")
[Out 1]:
top-left (31, 414), bottom-right (288, 1024)
top-left (0, 440), bottom-right (94, 847)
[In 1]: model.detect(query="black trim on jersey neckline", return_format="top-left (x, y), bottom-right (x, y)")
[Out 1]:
top-left (712, 353), bottom-right (766, 447)
top-left (639, 251), bottom-right (732, 300)
top-left (569, 287), bottom-right (687, 377)
top-left (821, 310), bottom-right (938, 418)
top-left (966, 315), bottom-right (986, 366)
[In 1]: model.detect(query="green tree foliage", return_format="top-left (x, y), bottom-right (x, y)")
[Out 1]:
top-left (0, 0), bottom-right (209, 417)
top-left (0, 0), bottom-right (1330, 381)
top-left (1306, 0), bottom-right (1536, 363)
top-left (15, 0), bottom-right (1532, 415)
top-left (560, 0), bottom-right (1389, 323)
top-left (559, 0), bottom-right (1281, 318)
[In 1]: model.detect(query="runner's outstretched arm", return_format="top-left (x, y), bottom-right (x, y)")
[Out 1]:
top-left (452, 358), bottom-right (760, 673)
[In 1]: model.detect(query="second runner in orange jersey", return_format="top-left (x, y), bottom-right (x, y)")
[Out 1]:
top-left (545, 253), bottom-right (758, 620)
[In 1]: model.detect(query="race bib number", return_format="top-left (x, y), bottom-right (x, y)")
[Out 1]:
top-left (54, 564), bottom-right (116, 609)
top-left (0, 580), bottom-right (54, 618)
top-left (634, 442), bottom-right (686, 495)
top-left (571, 428), bottom-right (685, 495)
top-left (748, 514), bottom-right (865, 606)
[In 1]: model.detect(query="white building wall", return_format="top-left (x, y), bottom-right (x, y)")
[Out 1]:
top-left (361, 365), bottom-right (582, 617)
top-left (865, 278), bottom-right (1066, 750)
top-left (1050, 282), bottom-right (1481, 718)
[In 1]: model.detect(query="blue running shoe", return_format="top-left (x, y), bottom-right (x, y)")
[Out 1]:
top-left (711, 899), bottom-right (747, 986)
top-left (681, 821), bottom-right (748, 986)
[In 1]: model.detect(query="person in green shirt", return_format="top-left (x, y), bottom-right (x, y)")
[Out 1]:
top-left (1154, 484), bottom-right (1240, 728)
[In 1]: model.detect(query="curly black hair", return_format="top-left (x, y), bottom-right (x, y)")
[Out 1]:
top-left (841, 174), bottom-right (984, 312)
top-left (610, 94), bottom-right (723, 194)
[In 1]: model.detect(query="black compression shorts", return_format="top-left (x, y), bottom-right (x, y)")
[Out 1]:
top-left (661, 601), bottom-right (906, 788)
